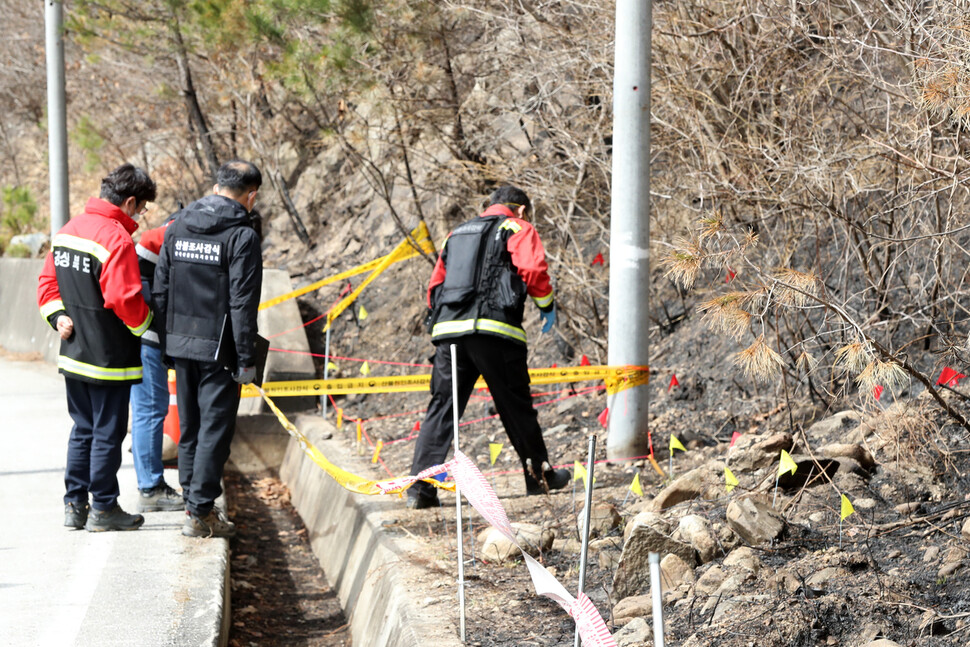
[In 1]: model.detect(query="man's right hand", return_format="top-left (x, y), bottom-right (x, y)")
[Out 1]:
top-left (233, 366), bottom-right (256, 384)
top-left (55, 315), bottom-right (74, 340)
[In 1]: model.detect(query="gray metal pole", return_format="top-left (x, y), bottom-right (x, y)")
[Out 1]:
top-left (573, 434), bottom-right (597, 647)
top-left (606, 0), bottom-right (651, 460)
top-left (321, 325), bottom-right (331, 418)
top-left (451, 343), bottom-right (466, 642)
top-left (649, 551), bottom-right (665, 647)
top-left (45, 0), bottom-right (69, 235)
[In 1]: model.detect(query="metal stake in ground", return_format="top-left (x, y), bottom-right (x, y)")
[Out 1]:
top-left (321, 324), bottom-right (331, 419)
top-left (649, 551), bottom-right (665, 647)
top-left (451, 343), bottom-right (467, 642)
top-left (574, 434), bottom-right (597, 647)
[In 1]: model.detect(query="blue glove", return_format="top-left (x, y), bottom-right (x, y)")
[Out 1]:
top-left (539, 306), bottom-right (556, 333)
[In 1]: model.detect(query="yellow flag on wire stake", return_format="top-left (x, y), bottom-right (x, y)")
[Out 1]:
top-left (359, 304), bottom-right (368, 320)
top-left (724, 467), bottom-right (739, 493)
top-left (326, 361), bottom-right (338, 372)
top-left (840, 494), bottom-right (855, 521)
top-left (669, 435), bottom-right (687, 455)
top-left (360, 361), bottom-right (371, 376)
top-left (372, 441), bottom-right (383, 463)
top-left (574, 460), bottom-right (588, 487)
top-left (630, 473), bottom-right (643, 497)
top-left (489, 443), bottom-right (503, 465)
top-left (778, 449), bottom-right (797, 477)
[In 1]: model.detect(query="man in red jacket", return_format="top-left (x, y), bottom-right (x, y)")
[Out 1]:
top-left (407, 185), bottom-right (570, 508)
top-left (38, 163), bottom-right (156, 531)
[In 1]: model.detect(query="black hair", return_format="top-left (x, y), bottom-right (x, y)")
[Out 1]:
top-left (99, 163), bottom-right (157, 206)
top-left (488, 185), bottom-right (531, 215)
top-left (216, 160), bottom-right (262, 196)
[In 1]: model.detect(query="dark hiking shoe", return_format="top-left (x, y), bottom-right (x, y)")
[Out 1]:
top-left (182, 510), bottom-right (236, 538)
top-left (525, 467), bottom-right (571, 496)
top-left (405, 491), bottom-right (441, 510)
top-left (137, 482), bottom-right (184, 512)
top-left (85, 505), bottom-right (144, 532)
top-left (64, 502), bottom-right (89, 529)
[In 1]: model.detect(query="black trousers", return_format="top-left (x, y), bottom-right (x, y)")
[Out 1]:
top-left (174, 358), bottom-right (240, 517)
top-left (64, 378), bottom-right (131, 511)
top-left (409, 334), bottom-right (550, 498)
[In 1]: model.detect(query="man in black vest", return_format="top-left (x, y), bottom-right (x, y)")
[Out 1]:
top-left (407, 185), bottom-right (570, 509)
top-left (154, 160), bottom-right (263, 538)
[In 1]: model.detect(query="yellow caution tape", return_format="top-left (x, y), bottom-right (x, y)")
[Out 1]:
top-left (322, 222), bottom-right (435, 331)
top-left (242, 384), bottom-right (454, 495)
top-left (258, 222), bottom-right (436, 311)
top-left (245, 364), bottom-right (649, 398)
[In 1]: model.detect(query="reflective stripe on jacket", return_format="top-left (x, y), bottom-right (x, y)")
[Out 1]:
top-left (428, 204), bottom-right (554, 346)
top-left (37, 197), bottom-right (151, 384)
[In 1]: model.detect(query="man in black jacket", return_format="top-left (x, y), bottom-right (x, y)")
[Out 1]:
top-left (154, 160), bottom-right (263, 538)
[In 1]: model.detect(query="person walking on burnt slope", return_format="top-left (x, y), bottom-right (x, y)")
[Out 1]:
top-left (408, 185), bottom-right (570, 509)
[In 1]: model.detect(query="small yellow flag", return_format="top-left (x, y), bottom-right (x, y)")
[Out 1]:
top-left (359, 304), bottom-right (368, 320)
top-left (778, 449), bottom-right (797, 477)
top-left (574, 460), bottom-right (588, 487)
top-left (326, 361), bottom-right (338, 372)
top-left (336, 408), bottom-right (343, 427)
top-left (489, 443), bottom-right (503, 465)
top-left (724, 467), bottom-right (739, 493)
top-left (360, 361), bottom-right (371, 375)
top-left (840, 494), bottom-right (855, 521)
top-left (630, 473), bottom-right (643, 497)
top-left (669, 434), bottom-right (687, 455)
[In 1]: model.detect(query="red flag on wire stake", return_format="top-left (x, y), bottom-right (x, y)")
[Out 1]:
top-left (597, 407), bottom-right (609, 428)
top-left (668, 374), bottom-right (679, 391)
top-left (873, 385), bottom-right (884, 400)
top-left (412, 420), bottom-right (421, 432)
top-left (726, 268), bottom-right (736, 283)
top-left (591, 252), bottom-right (604, 266)
top-left (580, 355), bottom-right (591, 366)
top-left (937, 367), bottom-right (966, 387)
top-left (730, 431), bottom-right (741, 447)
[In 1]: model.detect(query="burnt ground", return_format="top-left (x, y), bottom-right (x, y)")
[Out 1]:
top-left (223, 259), bottom-right (970, 646)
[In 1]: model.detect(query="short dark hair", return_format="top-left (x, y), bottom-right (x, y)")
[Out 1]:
top-left (100, 163), bottom-right (157, 206)
top-left (216, 160), bottom-right (262, 196)
top-left (488, 185), bottom-right (531, 215)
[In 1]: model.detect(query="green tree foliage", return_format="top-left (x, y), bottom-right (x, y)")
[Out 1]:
top-left (1, 185), bottom-right (38, 236)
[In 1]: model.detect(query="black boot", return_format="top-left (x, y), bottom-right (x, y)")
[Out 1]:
top-left (524, 459), bottom-right (571, 495)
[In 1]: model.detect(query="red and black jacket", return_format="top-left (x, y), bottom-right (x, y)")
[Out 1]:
top-left (427, 204), bottom-right (554, 345)
top-left (135, 219), bottom-right (172, 349)
top-left (37, 197), bottom-right (152, 383)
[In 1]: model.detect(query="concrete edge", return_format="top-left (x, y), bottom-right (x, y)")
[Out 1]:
top-left (280, 422), bottom-right (464, 647)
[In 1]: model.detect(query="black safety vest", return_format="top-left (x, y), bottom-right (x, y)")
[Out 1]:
top-left (430, 215), bottom-right (530, 345)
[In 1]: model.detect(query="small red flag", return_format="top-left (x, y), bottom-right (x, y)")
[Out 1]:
top-left (873, 385), bottom-right (884, 400)
top-left (937, 367), bottom-right (966, 387)
top-left (597, 407), bottom-right (609, 428)
top-left (725, 268), bottom-right (736, 283)
top-left (412, 420), bottom-right (421, 432)
top-left (591, 252), bottom-right (604, 266)
top-left (551, 363), bottom-right (557, 368)
top-left (668, 374), bottom-right (679, 391)
top-left (580, 355), bottom-right (590, 366)
top-left (730, 431), bottom-right (741, 447)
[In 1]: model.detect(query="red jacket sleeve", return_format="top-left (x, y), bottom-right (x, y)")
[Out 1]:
top-left (506, 219), bottom-right (554, 310)
top-left (427, 252), bottom-right (447, 308)
top-left (101, 234), bottom-right (152, 336)
top-left (37, 251), bottom-right (66, 328)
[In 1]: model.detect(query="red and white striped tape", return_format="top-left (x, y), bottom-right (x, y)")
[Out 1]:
top-left (388, 452), bottom-right (617, 647)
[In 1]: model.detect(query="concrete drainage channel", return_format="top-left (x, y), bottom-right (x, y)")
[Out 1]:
top-left (231, 413), bottom-right (463, 647)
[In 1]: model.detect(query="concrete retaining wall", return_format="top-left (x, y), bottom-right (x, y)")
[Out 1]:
top-left (0, 258), bottom-right (59, 361)
top-left (280, 419), bottom-right (463, 647)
